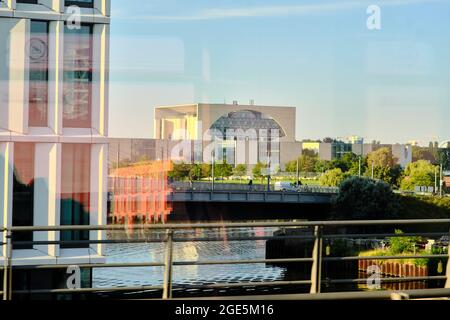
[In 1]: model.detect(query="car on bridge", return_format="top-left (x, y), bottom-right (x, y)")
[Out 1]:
top-left (274, 182), bottom-right (299, 192)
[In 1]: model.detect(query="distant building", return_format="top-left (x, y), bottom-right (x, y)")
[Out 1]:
top-left (444, 171), bottom-right (450, 189)
top-left (302, 140), bottom-right (353, 161)
top-left (154, 103), bottom-right (301, 170)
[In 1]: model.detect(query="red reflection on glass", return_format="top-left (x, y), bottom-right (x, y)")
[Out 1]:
top-left (109, 161), bottom-right (173, 225)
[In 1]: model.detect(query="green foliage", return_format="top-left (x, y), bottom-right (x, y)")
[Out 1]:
top-left (364, 148), bottom-right (404, 186)
top-left (400, 160), bottom-right (436, 191)
top-left (333, 177), bottom-right (400, 220)
top-left (285, 152), bottom-right (319, 173)
top-left (319, 168), bottom-right (347, 187)
top-left (366, 147), bottom-right (397, 168)
top-left (438, 148), bottom-right (450, 171)
top-left (252, 162), bottom-right (268, 178)
top-left (214, 161), bottom-right (233, 178)
top-left (169, 162), bottom-right (192, 181)
top-left (397, 195), bottom-right (450, 220)
top-left (389, 230), bottom-right (423, 255)
top-left (233, 164), bottom-right (248, 177)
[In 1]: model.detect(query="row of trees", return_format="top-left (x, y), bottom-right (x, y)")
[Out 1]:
top-left (286, 147), bottom-right (443, 190)
top-left (169, 162), bottom-right (247, 181)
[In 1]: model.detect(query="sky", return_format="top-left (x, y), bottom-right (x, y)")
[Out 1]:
top-left (108, 0), bottom-right (450, 145)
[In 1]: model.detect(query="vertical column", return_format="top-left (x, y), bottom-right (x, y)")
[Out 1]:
top-left (8, 18), bottom-right (30, 134)
top-left (94, 0), bottom-right (111, 17)
top-left (33, 143), bottom-right (61, 257)
top-left (91, 23), bottom-right (110, 137)
top-left (6, 0), bottom-right (16, 10)
top-left (47, 20), bottom-right (64, 135)
top-left (89, 144), bottom-right (107, 256)
top-left (0, 142), bottom-right (13, 257)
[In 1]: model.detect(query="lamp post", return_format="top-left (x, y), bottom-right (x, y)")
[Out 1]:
top-left (371, 161), bottom-right (375, 180)
top-left (212, 141), bottom-right (216, 191)
top-left (435, 166), bottom-right (438, 195)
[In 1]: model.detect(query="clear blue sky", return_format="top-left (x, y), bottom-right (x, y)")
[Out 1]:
top-left (108, 0), bottom-right (450, 145)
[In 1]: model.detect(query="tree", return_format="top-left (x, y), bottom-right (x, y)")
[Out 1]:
top-left (214, 161), bottom-right (233, 179)
top-left (169, 162), bottom-right (191, 181)
top-left (366, 147), bottom-right (396, 168)
top-left (233, 164), bottom-right (248, 177)
top-left (329, 153), bottom-right (359, 173)
top-left (400, 160), bottom-right (436, 191)
top-left (364, 148), bottom-right (403, 186)
top-left (285, 153), bottom-right (319, 173)
top-left (319, 168), bottom-right (347, 187)
top-left (389, 230), bottom-right (423, 255)
top-left (314, 160), bottom-right (331, 174)
top-left (438, 148), bottom-right (450, 171)
top-left (333, 177), bottom-right (399, 220)
top-left (252, 162), bottom-right (268, 179)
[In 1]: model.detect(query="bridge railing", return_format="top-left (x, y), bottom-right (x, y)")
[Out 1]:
top-left (1, 219), bottom-right (450, 300)
top-left (170, 181), bottom-right (339, 193)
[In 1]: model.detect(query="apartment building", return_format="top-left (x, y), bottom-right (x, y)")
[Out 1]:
top-left (0, 0), bottom-right (110, 290)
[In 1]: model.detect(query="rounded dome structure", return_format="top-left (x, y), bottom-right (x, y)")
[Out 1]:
top-left (210, 110), bottom-right (286, 138)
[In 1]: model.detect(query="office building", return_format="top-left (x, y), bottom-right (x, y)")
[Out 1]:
top-left (0, 0), bottom-right (110, 289)
top-left (154, 103), bottom-right (301, 170)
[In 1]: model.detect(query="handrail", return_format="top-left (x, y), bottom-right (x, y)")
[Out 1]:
top-left (1, 219), bottom-right (449, 300)
top-left (6, 218), bottom-right (450, 232)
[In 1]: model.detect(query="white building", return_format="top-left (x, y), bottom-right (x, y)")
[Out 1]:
top-left (0, 0), bottom-right (110, 287)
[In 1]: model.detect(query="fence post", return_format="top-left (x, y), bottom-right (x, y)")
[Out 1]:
top-left (310, 225), bottom-right (323, 294)
top-left (446, 227), bottom-right (450, 289)
top-left (162, 229), bottom-right (174, 299)
top-left (3, 230), bottom-right (12, 301)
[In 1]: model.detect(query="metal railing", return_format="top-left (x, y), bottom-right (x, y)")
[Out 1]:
top-left (1, 219), bottom-right (450, 300)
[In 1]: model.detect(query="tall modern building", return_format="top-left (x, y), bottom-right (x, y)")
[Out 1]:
top-left (0, 0), bottom-right (110, 289)
top-left (154, 103), bottom-right (301, 170)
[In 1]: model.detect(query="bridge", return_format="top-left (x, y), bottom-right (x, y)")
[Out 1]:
top-left (168, 188), bottom-right (338, 221)
top-left (169, 190), bottom-right (335, 204)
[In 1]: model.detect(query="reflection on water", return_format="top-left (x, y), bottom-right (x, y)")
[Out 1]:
top-left (93, 228), bottom-right (286, 290)
top-left (93, 227), bottom-right (441, 297)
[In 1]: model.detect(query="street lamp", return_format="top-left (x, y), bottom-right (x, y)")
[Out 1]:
top-left (212, 143), bottom-right (215, 192)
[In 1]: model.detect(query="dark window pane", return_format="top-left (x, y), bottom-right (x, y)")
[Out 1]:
top-left (60, 144), bottom-right (91, 248)
top-left (65, 0), bottom-right (94, 8)
top-left (12, 143), bottom-right (35, 250)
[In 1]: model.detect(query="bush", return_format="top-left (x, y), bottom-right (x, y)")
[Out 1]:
top-left (333, 176), bottom-right (399, 220)
top-left (389, 230), bottom-right (423, 255)
top-left (319, 168), bottom-right (347, 187)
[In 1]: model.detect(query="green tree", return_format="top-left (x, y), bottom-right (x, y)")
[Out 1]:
top-left (333, 177), bottom-right (399, 220)
top-left (169, 162), bottom-right (192, 181)
top-left (214, 161), bottom-right (233, 179)
top-left (233, 164), bottom-right (248, 177)
top-left (314, 160), bottom-right (331, 174)
top-left (319, 168), bottom-right (347, 187)
top-left (189, 164), bottom-right (202, 181)
top-left (252, 162), bottom-right (268, 179)
top-left (366, 147), bottom-right (396, 169)
top-left (364, 148), bottom-right (403, 186)
top-left (329, 153), bottom-right (359, 173)
top-left (389, 230), bottom-right (423, 255)
top-left (438, 148), bottom-right (450, 170)
top-left (400, 160), bottom-right (436, 191)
